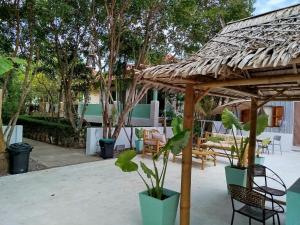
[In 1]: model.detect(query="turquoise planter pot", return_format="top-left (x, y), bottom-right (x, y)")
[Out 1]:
top-left (139, 189), bottom-right (180, 225)
top-left (135, 140), bottom-right (144, 152)
top-left (225, 166), bottom-right (247, 191)
top-left (255, 156), bottom-right (265, 165)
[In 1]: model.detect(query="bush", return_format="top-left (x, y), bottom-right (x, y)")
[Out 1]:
top-left (17, 115), bottom-right (85, 147)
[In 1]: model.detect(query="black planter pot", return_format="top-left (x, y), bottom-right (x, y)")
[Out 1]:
top-left (99, 139), bottom-right (116, 159)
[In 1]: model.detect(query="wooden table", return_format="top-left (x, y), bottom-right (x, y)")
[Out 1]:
top-left (199, 141), bottom-right (238, 159)
top-left (192, 148), bottom-right (216, 170)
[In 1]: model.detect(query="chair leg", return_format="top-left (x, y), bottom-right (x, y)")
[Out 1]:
top-left (249, 217), bottom-right (251, 225)
top-left (277, 213), bottom-right (280, 225)
top-left (280, 144), bottom-right (282, 155)
top-left (230, 211), bottom-right (235, 225)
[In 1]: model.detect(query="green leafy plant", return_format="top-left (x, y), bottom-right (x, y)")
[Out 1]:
top-left (207, 136), bottom-right (225, 143)
top-left (256, 138), bottom-right (271, 157)
top-left (115, 117), bottom-right (190, 200)
top-left (135, 128), bottom-right (144, 140)
top-left (221, 108), bottom-right (268, 168)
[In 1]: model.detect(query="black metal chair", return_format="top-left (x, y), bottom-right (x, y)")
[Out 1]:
top-left (248, 164), bottom-right (286, 224)
top-left (229, 184), bottom-right (284, 225)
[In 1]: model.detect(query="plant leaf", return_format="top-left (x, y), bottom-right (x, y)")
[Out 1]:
top-left (115, 150), bottom-right (138, 172)
top-left (171, 117), bottom-right (183, 135)
top-left (140, 162), bottom-right (155, 179)
top-left (164, 129), bottom-right (191, 155)
top-left (243, 113), bottom-right (268, 135)
top-left (10, 57), bottom-right (26, 65)
top-left (0, 56), bottom-right (13, 75)
top-left (221, 108), bottom-right (242, 130)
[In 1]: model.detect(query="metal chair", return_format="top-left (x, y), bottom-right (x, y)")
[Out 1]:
top-left (272, 135), bottom-right (282, 155)
top-left (229, 184), bottom-right (284, 225)
top-left (257, 138), bottom-right (271, 154)
top-left (248, 164), bottom-right (286, 224)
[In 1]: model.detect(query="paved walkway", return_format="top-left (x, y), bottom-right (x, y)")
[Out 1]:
top-left (1, 150), bottom-right (299, 225)
top-left (25, 138), bottom-right (100, 169)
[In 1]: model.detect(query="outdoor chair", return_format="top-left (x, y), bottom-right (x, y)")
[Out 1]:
top-left (257, 138), bottom-right (271, 154)
top-left (248, 164), bottom-right (286, 224)
top-left (272, 136), bottom-right (282, 155)
top-left (229, 184), bottom-right (284, 225)
top-left (142, 129), bottom-right (166, 157)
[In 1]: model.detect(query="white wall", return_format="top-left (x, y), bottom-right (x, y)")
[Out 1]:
top-left (86, 127), bottom-right (174, 155)
top-left (89, 92), bottom-right (100, 104)
top-left (2, 125), bottom-right (23, 145)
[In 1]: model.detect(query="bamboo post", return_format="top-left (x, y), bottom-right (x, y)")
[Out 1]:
top-left (180, 84), bottom-right (195, 225)
top-left (247, 97), bottom-right (257, 187)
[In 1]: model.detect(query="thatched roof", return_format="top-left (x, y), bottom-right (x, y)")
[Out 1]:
top-left (141, 4), bottom-right (300, 100)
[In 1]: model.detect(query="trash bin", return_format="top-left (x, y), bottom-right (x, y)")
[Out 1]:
top-left (7, 143), bottom-right (33, 174)
top-left (99, 139), bottom-right (115, 159)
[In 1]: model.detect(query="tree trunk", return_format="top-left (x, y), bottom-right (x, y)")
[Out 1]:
top-left (0, 89), bottom-right (6, 152)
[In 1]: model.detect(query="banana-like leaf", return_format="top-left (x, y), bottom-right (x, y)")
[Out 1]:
top-left (140, 162), bottom-right (155, 179)
top-left (164, 129), bottom-right (191, 155)
top-left (0, 56), bottom-right (13, 75)
top-left (115, 150), bottom-right (138, 172)
top-left (243, 113), bottom-right (268, 136)
top-left (10, 57), bottom-right (26, 65)
top-left (221, 108), bottom-right (242, 130)
top-left (171, 117), bottom-right (183, 135)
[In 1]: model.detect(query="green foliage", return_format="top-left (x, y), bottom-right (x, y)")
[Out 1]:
top-left (0, 56), bottom-right (13, 75)
top-left (243, 113), bottom-right (269, 136)
top-left (207, 136), bottom-right (225, 143)
top-left (171, 117), bottom-right (183, 135)
top-left (220, 109), bottom-right (268, 168)
top-left (115, 117), bottom-right (190, 200)
top-left (222, 108), bottom-right (243, 130)
top-left (135, 128), bottom-right (144, 140)
top-left (115, 150), bottom-right (138, 172)
top-left (256, 137), bottom-right (271, 157)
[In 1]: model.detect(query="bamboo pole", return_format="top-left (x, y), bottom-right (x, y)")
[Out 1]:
top-left (195, 74), bottom-right (300, 88)
top-left (247, 97), bottom-right (257, 187)
top-left (180, 84), bottom-right (195, 225)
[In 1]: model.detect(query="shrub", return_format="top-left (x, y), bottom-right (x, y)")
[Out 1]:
top-left (17, 115), bottom-right (84, 147)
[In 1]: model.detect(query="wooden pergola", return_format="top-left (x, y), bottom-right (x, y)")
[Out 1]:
top-left (140, 4), bottom-right (300, 225)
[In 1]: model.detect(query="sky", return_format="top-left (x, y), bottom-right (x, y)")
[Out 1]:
top-left (254, 0), bottom-right (300, 15)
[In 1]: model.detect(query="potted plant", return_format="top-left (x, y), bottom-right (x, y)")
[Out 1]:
top-left (115, 117), bottom-right (190, 225)
top-left (255, 138), bottom-right (270, 165)
top-left (135, 128), bottom-right (144, 152)
top-left (221, 109), bottom-right (268, 189)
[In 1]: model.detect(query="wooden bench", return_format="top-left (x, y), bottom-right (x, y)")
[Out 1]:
top-left (173, 148), bottom-right (217, 170)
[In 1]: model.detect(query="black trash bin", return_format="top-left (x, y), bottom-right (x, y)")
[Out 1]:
top-left (7, 143), bottom-right (33, 174)
top-left (99, 139), bottom-right (115, 159)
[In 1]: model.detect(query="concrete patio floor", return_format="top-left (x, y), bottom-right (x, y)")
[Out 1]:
top-left (1, 150), bottom-right (299, 225)
top-left (26, 138), bottom-right (100, 168)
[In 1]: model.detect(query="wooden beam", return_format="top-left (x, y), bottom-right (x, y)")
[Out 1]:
top-left (219, 87), bottom-right (259, 98)
top-left (195, 74), bottom-right (300, 88)
top-left (180, 84), bottom-right (195, 225)
top-left (141, 79), bottom-right (185, 92)
top-left (247, 97), bottom-right (257, 188)
top-left (257, 89), bottom-right (287, 108)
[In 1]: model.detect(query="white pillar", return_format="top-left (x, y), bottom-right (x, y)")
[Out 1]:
top-left (150, 100), bottom-right (159, 127)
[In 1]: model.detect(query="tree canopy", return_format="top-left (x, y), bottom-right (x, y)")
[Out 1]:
top-left (0, 0), bottom-right (255, 144)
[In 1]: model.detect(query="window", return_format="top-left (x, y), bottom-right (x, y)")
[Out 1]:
top-left (263, 106), bottom-right (284, 127)
top-left (240, 109), bottom-right (250, 123)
